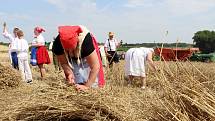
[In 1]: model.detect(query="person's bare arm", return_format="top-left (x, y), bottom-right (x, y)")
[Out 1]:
top-left (2, 22), bottom-right (14, 42)
top-left (116, 40), bottom-right (120, 48)
top-left (147, 52), bottom-right (156, 71)
top-left (104, 47), bottom-right (109, 56)
top-left (31, 42), bottom-right (44, 47)
top-left (75, 50), bottom-right (100, 91)
top-left (57, 54), bottom-right (75, 84)
top-left (3, 22), bottom-right (6, 33)
top-left (85, 50), bottom-right (100, 87)
top-left (104, 40), bottom-right (111, 56)
top-left (104, 47), bottom-right (108, 53)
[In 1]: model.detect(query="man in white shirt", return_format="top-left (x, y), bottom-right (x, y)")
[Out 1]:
top-left (2, 22), bottom-right (19, 69)
top-left (104, 32), bottom-right (120, 66)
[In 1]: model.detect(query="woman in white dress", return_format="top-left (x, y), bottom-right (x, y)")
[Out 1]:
top-left (125, 47), bottom-right (157, 89)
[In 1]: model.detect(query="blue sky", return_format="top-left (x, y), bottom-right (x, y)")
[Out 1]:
top-left (0, 0), bottom-right (215, 44)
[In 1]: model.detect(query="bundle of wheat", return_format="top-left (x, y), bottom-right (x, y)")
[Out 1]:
top-left (0, 68), bottom-right (122, 121)
top-left (0, 63), bottom-right (21, 89)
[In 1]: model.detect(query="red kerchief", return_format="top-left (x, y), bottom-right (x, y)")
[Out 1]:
top-left (58, 26), bottom-right (82, 49)
top-left (34, 27), bottom-right (45, 33)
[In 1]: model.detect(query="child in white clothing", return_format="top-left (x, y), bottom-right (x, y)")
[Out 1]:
top-left (15, 30), bottom-right (33, 83)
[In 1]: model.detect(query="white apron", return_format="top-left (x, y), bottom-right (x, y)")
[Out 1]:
top-left (70, 58), bottom-right (98, 88)
top-left (125, 47), bottom-right (153, 77)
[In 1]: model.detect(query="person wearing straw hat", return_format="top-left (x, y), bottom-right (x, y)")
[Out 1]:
top-left (125, 47), bottom-right (157, 89)
top-left (52, 25), bottom-right (105, 91)
top-left (104, 32), bottom-right (120, 67)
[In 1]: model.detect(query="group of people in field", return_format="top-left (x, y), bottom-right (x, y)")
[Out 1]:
top-left (2, 23), bottom-right (157, 91)
top-left (3, 23), bottom-right (51, 83)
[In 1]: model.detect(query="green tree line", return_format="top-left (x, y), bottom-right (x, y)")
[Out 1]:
top-left (193, 30), bottom-right (215, 54)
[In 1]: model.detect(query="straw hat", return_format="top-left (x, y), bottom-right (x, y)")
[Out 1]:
top-left (108, 32), bottom-right (114, 36)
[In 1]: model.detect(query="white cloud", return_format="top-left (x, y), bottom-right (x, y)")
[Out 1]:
top-left (46, 0), bottom-right (97, 14)
top-left (9, 14), bottom-right (31, 20)
top-left (97, 0), bottom-right (115, 13)
top-left (124, 0), bottom-right (145, 7)
top-left (165, 0), bottom-right (215, 15)
top-left (124, 0), bottom-right (215, 15)
top-left (0, 11), bottom-right (31, 21)
top-left (124, 0), bottom-right (159, 8)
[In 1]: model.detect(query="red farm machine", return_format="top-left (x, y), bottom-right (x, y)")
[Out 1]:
top-left (154, 47), bottom-right (199, 61)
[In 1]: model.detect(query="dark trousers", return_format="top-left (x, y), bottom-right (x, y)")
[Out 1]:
top-left (107, 51), bottom-right (119, 65)
top-left (52, 52), bottom-right (61, 71)
top-left (11, 52), bottom-right (19, 69)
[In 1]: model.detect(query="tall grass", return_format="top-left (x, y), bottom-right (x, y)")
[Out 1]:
top-left (0, 44), bottom-right (214, 120)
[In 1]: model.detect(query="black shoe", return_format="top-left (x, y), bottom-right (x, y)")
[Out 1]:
top-left (27, 79), bottom-right (33, 83)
